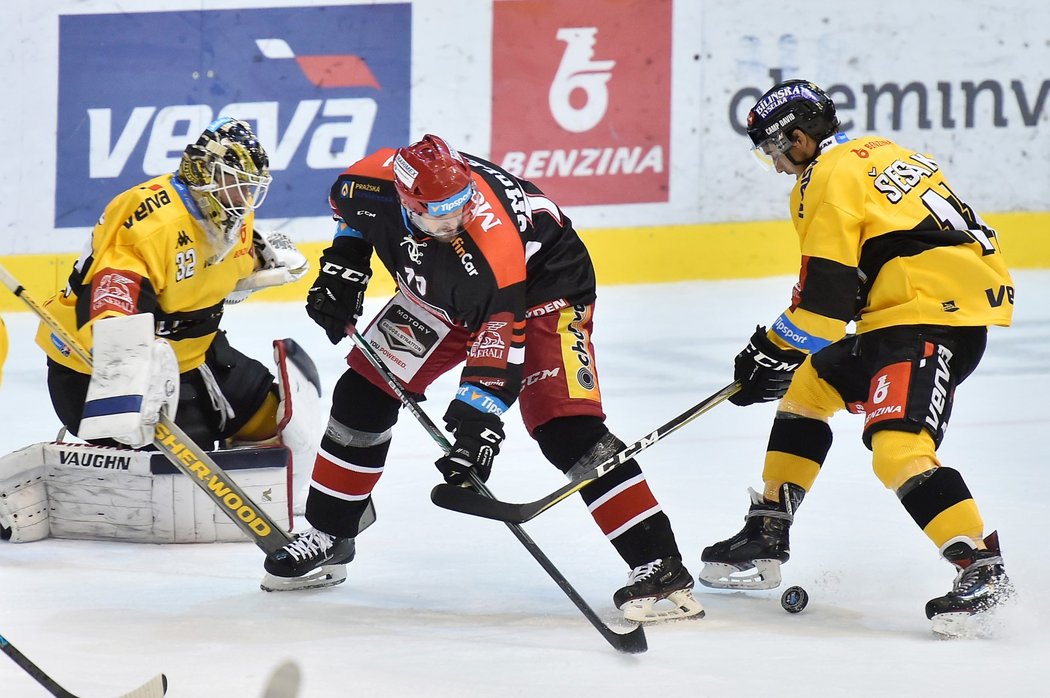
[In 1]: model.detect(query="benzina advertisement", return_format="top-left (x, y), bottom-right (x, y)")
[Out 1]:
top-left (490, 0), bottom-right (672, 206)
top-left (0, 0), bottom-right (1046, 272)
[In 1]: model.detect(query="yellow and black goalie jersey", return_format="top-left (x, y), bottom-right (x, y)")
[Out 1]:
top-left (36, 173), bottom-right (256, 374)
top-left (769, 135), bottom-right (1013, 354)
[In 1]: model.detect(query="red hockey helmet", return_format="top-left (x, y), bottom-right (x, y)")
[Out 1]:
top-left (392, 135), bottom-right (477, 236)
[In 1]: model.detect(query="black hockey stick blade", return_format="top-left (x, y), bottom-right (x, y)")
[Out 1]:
top-left (432, 382), bottom-right (740, 523)
top-left (431, 481), bottom-right (558, 523)
top-left (608, 623), bottom-right (648, 654)
top-left (1, 632), bottom-right (168, 697)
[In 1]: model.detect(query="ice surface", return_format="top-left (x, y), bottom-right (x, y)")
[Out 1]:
top-left (1, 273), bottom-right (1046, 697)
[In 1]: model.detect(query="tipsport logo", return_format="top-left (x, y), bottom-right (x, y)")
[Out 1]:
top-left (56, 5), bottom-right (411, 227)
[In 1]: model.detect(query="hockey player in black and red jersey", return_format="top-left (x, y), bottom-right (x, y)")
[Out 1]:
top-left (261, 134), bottom-right (702, 622)
top-left (698, 80), bottom-right (1015, 636)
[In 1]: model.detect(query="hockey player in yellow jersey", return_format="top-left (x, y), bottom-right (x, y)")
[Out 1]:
top-left (698, 80), bottom-right (1014, 637)
top-left (34, 118), bottom-right (321, 511)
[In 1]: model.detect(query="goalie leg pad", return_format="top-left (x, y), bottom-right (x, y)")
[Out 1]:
top-left (0, 444), bottom-right (50, 543)
top-left (274, 338), bottom-right (323, 515)
top-left (41, 442), bottom-right (290, 543)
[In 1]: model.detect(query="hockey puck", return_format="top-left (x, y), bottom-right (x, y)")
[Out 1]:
top-left (781, 585), bottom-right (809, 613)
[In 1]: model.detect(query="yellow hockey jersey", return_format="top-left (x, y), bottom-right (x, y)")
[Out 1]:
top-left (768, 135), bottom-right (1013, 354)
top-left (37, 173), bottom-right (257, 374)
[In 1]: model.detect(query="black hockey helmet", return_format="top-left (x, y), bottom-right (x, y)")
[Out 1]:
top-left (746, 80), bottom-right (839, 168)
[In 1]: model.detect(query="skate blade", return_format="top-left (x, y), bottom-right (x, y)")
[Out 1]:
top-left (260, 564), bottom-right (348, 592)
top-left (697, 560), bottom-right (782, 590)
top-left (931, 610), bottom-right (999, 639)
top-left (621, 589), bottom-right (706, 623)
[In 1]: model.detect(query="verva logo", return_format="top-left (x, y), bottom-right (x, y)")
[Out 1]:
top-left (56, 5), bottom-right (411, 227)
top-left (491, 0), bottom-right (671, 205)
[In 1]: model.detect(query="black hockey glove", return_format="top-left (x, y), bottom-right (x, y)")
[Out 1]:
top-left (305, 237), bottom-right (372, 344)
top-left (729, 326), bottom-right (806, 406)
top-left (435, 400), bottom-right (505, 486)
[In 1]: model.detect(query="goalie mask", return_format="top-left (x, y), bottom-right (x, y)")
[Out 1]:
top-left (178, 117), bottom-right (272, 260)
top-left (392, 134), bottom-right (478, 242)
top-left (746, 80), bottom-right (840, 170)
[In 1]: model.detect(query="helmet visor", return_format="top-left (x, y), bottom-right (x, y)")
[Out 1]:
top-left (750, 130), bottom-right (795, 171)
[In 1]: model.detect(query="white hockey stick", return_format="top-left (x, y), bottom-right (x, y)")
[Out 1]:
top-left (1, 632), bottom-right (166, 697)
top-left (260, 660), bottom-right (301, 698)
top-left (0, 263), bottom-right (293, 554)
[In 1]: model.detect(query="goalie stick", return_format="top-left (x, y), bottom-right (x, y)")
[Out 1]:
top-left (0, 263), bottom-right (294, 555)
top-left (431, 381), bottom-right (740, 523)
top-left (349, 331), bottom-right (647, 654)
top-left (0, 633), bottom-right (167, 698)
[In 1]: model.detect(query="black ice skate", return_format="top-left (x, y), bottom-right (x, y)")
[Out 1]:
top-left (261, 527), bottom-right (356, 592)
top-left (613, 556), bottom-right (705, 622)
top-left (925, 531), bottom-right (1015, 638)
top-left (698, 483), bottom-right (804, 590)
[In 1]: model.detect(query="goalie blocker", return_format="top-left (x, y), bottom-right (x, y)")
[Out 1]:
top-left (0, 441), bottom-right (292, 544)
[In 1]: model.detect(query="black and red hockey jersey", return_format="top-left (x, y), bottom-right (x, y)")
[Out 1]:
top-left (328, 149), bottom-right (596, 411)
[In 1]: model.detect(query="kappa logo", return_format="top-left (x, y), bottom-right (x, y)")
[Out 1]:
top-left (176, 230), bottom-right (193, 247)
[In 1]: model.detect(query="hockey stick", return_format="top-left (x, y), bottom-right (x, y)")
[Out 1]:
top-left (0, 632), bottom-right (167, 697)
top-left (260, 659), bottom-right (301, 698)
top-left (0, 263), bottom-right (293, 555)
top-left (349, 330), bottom-right (647, 654)
top-left (431, 381), bottom-right (740, 524)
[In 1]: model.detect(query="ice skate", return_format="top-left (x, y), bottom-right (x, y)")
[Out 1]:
top-left (613, 556), bottom-right (705, 622)
top-left (926, 531), bottom-right (1015, 638)
top-left (261, 527), bottom-right (356, 592)
top-left (698, 483), bottom-right (803, 590)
